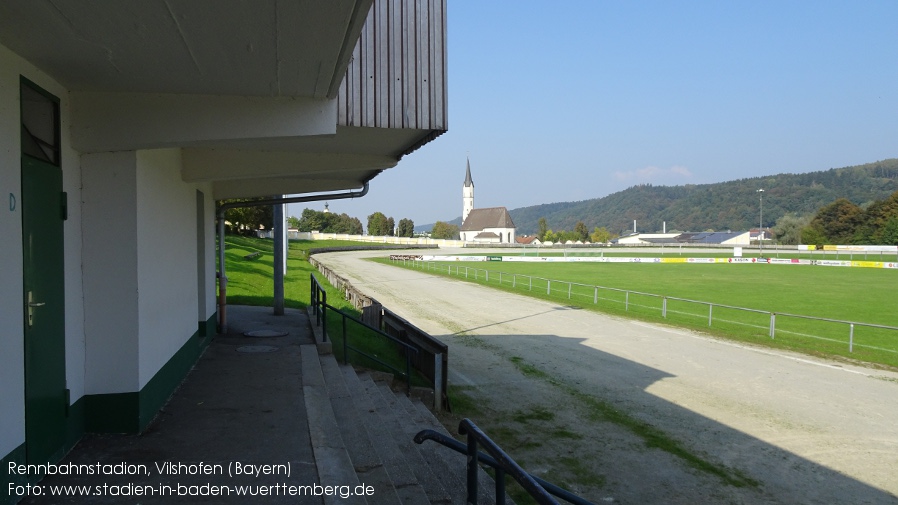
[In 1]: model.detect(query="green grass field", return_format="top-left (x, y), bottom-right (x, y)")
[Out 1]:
top-left (379, 257), bottom-right (898, 369)
top-left (222, 236), bottom-right (428, 384)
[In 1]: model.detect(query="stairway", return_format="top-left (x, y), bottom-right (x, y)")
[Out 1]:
top-left (301, 344), bottom-right (508, 505)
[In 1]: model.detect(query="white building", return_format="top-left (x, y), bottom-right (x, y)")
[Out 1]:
top-left (0, 0), bottom-right (446, 493)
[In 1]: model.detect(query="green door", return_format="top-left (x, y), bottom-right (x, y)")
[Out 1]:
top-left (21, 79), bottom-right (67, 464)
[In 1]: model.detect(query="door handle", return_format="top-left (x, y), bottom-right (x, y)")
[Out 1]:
top-left (27, 291), bottom-right (44, 328)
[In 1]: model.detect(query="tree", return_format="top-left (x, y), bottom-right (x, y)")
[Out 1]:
top-left (574, 221), bottom-right (589, 241)
top-left (772, 214), bottom-right (811, 245)
top-left (347, 216), bottom-right (364, 235)
top-left (879, 217), bottom-right (898, 245)
top-left (397, 218), bottom-right (415, 237)
top-left (386, 217), bottom-right (396, 236)
top-left (590, 226), bottom-right (612, 244)
top-left (220, 198), bottom-right (274, 234)
top-left (297, 208), bottom-right (325, 232)
top-left (537, 217), bottom-right (548, 241)
top-left (286, 215), bottom-right (301, 229)
top-left (431, 221), bottom-right (459, 240)
top-left (367, 212), bottom-right (390, 236)
top-left (543, 229), bottom-right (557, 243)
top-left (807, 198), bottom-right (863, 244)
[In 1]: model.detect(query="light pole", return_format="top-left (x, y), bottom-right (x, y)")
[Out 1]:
top-left (757, 189), bottom-right (764, 257)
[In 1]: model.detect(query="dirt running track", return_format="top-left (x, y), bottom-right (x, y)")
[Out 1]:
top-left (314, 249), bottom-right (898, 504)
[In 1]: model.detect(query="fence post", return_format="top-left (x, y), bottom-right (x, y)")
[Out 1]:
top-left (662, 297), bottom-right (667, 318)
top-left (547, 280), bottom-right (551, 295)
top-left (499, 272), bottom-right (502, 285)
top-left (626, 291), bottom-right (629, 311)
top-left (568, 282), bottom-right (572, 299)
top-left (849, 323), bottom-right (854, 352)
top-left (708, 304), bottom-right (713, 327)
top-left (486, 270), bottom-right (488, 282)
top-left (513, 274), bottom-right (516, 288)
top-left (529, 276), bottom-right (532, 291)
top-left (342, 313), bottom-right (348, 363)
top-left (769, 313), bottom-right (776, 339)
top-left (433, 352), bottom-right (443, 412)
top-left (594, 287), bottom-right (598, 304)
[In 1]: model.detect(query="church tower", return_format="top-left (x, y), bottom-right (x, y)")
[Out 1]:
top-left (462, 157), bottom-right (474, 223)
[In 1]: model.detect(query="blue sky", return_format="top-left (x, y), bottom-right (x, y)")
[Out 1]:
top-left (291, 1), bottom-right (898, 228)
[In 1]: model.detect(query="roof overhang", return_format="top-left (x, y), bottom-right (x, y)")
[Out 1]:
top-left (0, 0), bottom-right (444, 199)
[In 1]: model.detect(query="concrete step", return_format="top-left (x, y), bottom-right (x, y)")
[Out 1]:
top-left (369, 379), bottom-right (453, 505)
top-left (342, 369), bottom-right (431, 504)
top-left (300, 345), bottom-right (366, 505)
top-left (319, 356), bottom-right (402, 505)
top-left (402, 391), bottom-right (509, 505)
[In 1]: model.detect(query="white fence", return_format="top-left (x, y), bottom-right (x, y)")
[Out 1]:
top-left (392, 258), bottom-right (898, 363)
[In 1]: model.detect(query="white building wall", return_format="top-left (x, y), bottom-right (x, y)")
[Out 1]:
top-left (135, 149), bottom-right (202, 388)
top-left (0, 43), bottom-right (85, 458)
top-left (82, 152), bottom-right (140, 395)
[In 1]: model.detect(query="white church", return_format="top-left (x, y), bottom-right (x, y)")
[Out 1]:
top-left (459, 159), bottom-right (516, 243)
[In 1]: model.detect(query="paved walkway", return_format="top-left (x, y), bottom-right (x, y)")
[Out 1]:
top-left (315, 249), bottom-right (898, 504)
top-left (23, 305), bottom-right (318, 504)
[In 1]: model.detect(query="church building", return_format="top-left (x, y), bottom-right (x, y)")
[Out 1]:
top-left (459, 159), bottom-right (516, 243)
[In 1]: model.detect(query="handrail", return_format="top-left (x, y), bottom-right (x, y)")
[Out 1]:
top-left (310, 274), bottom-right (419, 392)
top-left (415, 421), bottom-right (595, 505)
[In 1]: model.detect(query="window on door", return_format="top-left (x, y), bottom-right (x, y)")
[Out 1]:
top-left (21, 80), bottom-right (60, 165)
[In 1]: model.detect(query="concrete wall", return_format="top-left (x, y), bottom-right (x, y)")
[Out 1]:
top-left (136, 149), bottom-right (207, 388)
top-left (0, 43), bottom-right (85, 460)
top-left (82, 152), bottom-right (140, 395)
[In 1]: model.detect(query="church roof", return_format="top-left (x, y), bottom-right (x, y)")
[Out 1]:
top-left (461, 207), bottom-right (515, 231)
top-left (464, 158), bottom-right (474, 187)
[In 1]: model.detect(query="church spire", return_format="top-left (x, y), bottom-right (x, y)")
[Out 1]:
top-left (462, 156), bottom-right (474, 223)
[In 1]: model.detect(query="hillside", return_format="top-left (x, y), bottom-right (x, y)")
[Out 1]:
top-left (508, 159), bottom-right (898, 235)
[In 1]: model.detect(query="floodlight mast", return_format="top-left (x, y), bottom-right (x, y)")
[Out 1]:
top-left (757, 189), bottom-right (764, 257)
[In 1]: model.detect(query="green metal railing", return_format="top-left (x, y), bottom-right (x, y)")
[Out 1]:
top-left (311, 274), bottom-right (418, 392)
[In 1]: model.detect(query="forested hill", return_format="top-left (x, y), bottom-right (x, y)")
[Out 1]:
top-left (509, 159), bottom-right (898, 235)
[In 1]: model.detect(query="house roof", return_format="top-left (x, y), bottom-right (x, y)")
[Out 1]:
top-left (516, 236), bottom-right (539, 244)
top-left (474, 232), bottom-right (499, 239)
top-left (460, 207), bottom-right (516, 231)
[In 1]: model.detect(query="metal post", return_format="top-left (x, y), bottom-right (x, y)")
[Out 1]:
top-left (273, 201), bottom-right (285, 316)
top-left (547, 280), bottom-right (551, 295)
top-left (662, 297), bottom-right (667, 318)
top-left (594, 287), bottom-right (598, 304)
top-left (626, 291), bottom-right (629, 311)
top-left (568, 282), bottom-right (572, 299)
top-left (495, 468), bottom-right (506, 505)
top-left (757, 188), bottom-right (764, 257)
top-left (513, 274), bottom-right (516, 288)
top-left (467, 437), bottom-right (479, 505)
top-left (849, 324), bottom-right (854, 352)
top-left (434, 353), bottom-right (443, 412)
top-left (708, 304), bottom-right (713, 327)
top-left (529, 276), bottom-right (532, 291)
top-left (769, 313), bottom-right (776, 339)
top-left (342, 313), bottom-right (348, 364)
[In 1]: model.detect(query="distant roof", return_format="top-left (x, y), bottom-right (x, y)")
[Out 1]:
top-left (464, 158), bottom-right (474, 187)
top-left (461, 207), bottom-right (515, 231)
top-left (474, 231), bottom-right (499, 239)
top-left (678, 232), bottom-right (746, 244)
top-left (516, 236), bottom-right (539, 244)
